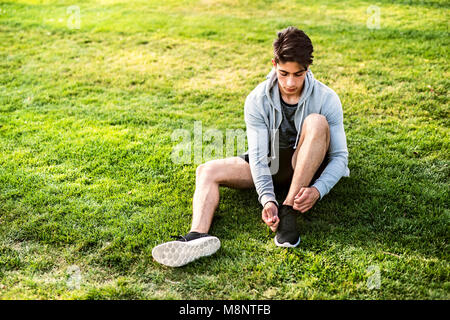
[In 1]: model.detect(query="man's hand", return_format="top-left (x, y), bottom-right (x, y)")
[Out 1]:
top-left (262, 201), bottom-right (279, 232)
top-left (293, 187), bottom-right (320, 213)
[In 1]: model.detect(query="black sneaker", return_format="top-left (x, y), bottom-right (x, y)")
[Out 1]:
top-left (152, 232), bottom-right (220, 267)
top-left (274, 205), bottom-right (301, 247)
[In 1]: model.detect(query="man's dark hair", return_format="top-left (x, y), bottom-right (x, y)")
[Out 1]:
top-left (273, 26), bottom-right (314, 69)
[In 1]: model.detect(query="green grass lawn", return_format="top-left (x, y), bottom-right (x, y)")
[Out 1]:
top-left (0, 0), bottom-right (448, 299)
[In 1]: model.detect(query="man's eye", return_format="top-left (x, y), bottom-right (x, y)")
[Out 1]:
top-left (280, 73), bottom-right (287, 76)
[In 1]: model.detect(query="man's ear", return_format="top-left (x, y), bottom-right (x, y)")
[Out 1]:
top-left (271, 58), bottom-right (276, 67)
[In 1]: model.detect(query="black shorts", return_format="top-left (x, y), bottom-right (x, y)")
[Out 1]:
top-left (238, 147), bottom-right (329, 188)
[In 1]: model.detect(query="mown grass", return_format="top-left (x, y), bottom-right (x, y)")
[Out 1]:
top-left (0, 0), bottom-right (449, 299)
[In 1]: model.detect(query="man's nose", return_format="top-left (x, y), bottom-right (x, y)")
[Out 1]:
top-left (287, 76), bottom-right (295, 86)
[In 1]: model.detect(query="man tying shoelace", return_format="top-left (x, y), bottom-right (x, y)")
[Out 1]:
top-left (152, 26), bottom-right (349, 267)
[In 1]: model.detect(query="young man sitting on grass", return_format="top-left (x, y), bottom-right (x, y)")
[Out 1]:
top-left (152, 26), bottom-right (349, 267)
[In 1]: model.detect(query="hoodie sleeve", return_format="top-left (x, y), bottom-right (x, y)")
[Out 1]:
top-left (311, 92), bottom-right (350, 200)
top-left (244, 94), bottom-right (279, 208)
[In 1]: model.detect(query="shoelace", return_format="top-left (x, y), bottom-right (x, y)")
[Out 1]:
top-left (170, 235), bottom-right (187, 241)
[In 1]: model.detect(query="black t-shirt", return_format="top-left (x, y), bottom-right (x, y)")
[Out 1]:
top-left (278, 93), bottom-right (299, 149)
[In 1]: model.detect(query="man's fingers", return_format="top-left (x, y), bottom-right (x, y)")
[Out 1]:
top-left (294, 192), bottom-right (309, 205)
top-left (262, 204), bottom-right (279, 230)
top-left (270, 218), bottom-right (280, 232)
top-left (294, 187), bottom-right (306, 199)
top-left (272, 216), bottom-right (279, 225)
top-left (298, 206), bottom-right (310, 213)
top-left (262, 210), bottom-right (276, 225)
top-left (294, 200), bottom-right (313, 212)
top-left (268, 215), bottom-right (279, 225)
top-left (293, 188), bottom-right (320, 213)
top-left (262, 211), bottom-right (267, 220)
top-left (299, 202), bottom-right (313, 212)
top-left (263, 214), bottom-right (272, 225)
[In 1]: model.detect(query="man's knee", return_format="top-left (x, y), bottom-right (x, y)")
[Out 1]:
top-left (196, 157), bottom-right (251, 187)
top-left (196, 160), bottom-right (224, 182)
top-left (196, 162), bottom-right (214, 180)
top-left (303, 113), bottom-right (329, 138)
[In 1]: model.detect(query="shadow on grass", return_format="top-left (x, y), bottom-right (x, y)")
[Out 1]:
top-left (180, 157), bottom-right (448, 271)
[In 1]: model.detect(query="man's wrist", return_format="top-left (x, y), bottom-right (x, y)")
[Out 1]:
top-left (261, 194), bottom-right (278, 208)
top-left (311, 186), bottom-right (320, 201)
top-left (265, 201), bottom-right (279, 208)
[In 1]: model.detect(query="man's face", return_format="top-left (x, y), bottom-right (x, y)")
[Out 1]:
top-left (272, 59), bottom-right (308, 97)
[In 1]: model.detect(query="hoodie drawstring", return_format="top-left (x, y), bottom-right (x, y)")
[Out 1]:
top-left (271, 105), bottom-right (275, 159)
top-left (293, 100), bottom-right (306, 150)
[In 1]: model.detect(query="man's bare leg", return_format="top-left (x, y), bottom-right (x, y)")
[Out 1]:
top-left (152, 157), bottom-right (254, 267)
top-left (283, 114), bottom-right (330, 207)
top-left (190, 157), bottom-right (254, 234)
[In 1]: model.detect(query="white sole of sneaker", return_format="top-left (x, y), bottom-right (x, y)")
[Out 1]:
top-left (274, 236), bottom-right (301, 248)
top-left (152, 236), bottom-right (220, 267)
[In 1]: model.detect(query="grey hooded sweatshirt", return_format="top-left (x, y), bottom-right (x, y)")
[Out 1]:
top-left (244, 68), bottom-right (350, 208)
